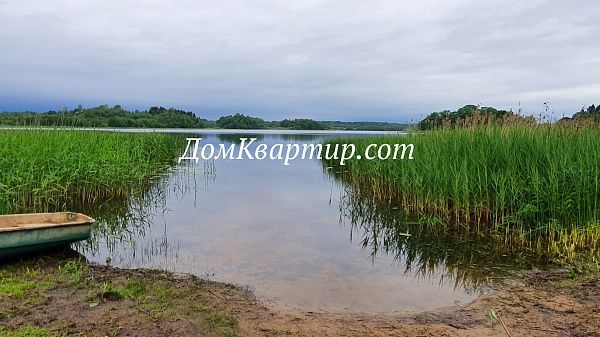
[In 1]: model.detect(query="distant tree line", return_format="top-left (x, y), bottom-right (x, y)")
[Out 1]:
top-left (0, 105), bottom-right (206, 128)
top-left (0, 106), bottom-right (409, 131)
top-left (419, 105), bottom-right (515, 130)
top-left (213, 113), bottom-right (408, 130)
top-left (279, 118), bottom-right (329, 130)
top-left (320, 120), bottom-right (408, 131)
top-left (215, 114), bottom-right (331, 130)
top-left (558, 104), bottom-right (600, 124)
top-left (4, 103), bottom-right (599, 131)
top-left (215, 113), bottom-right (268, 129)
top-left (418, 104), bottom-right (600, 130)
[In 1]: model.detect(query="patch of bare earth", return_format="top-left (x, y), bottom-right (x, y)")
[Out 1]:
top-left (230, 271), bottom-right (599, 337)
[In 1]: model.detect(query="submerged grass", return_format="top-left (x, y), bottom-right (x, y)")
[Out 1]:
top-left (324, 125), bottom-right (600, 261)
top-left (0, 129), bottom-right (183, 214)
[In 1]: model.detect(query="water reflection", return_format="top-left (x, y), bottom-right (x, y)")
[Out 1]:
top-left (217, 133), bottom-right (265, 143)
top-left (326, 168), bottom-right (546, 289)
top-left (76, 163), bottom-right (215, 268)
top-left (75, 132), bottom-right (525, 313)
top-left (216, 133), bottom-right (326, 143)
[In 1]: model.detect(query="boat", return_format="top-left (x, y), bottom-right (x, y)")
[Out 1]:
top-left (0, 212), bottom-right (95, 259)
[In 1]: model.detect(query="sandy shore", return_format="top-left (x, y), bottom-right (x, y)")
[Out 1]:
top-left (1, 251), bottom-right (598, 337)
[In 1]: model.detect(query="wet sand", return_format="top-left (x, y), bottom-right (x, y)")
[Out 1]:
top-left (1, 252), bottom-right (598, 337)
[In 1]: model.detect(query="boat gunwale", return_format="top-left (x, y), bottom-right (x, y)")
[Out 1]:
top-left (0, 212), bottom-right (95, 233)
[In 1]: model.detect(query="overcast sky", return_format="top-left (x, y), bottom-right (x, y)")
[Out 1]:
top-left (1, 0), bottom-right (599, 121)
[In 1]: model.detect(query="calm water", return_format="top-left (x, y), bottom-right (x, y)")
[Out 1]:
top-left (77, 131), bottom-right (516, 313)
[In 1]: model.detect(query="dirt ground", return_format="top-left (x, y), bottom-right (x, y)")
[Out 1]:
top-left (1, 252), bottom-right (598, 337)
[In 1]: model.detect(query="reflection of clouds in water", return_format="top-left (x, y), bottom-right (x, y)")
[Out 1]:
top-left (80, 133), bottom-right (478, 313)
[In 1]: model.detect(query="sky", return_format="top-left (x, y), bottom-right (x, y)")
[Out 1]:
top-left (1, 0), bottom-right (599, 122)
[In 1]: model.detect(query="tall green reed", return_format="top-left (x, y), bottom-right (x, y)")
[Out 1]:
top-left (324, 125), bottom-right (600, 261)
top-left (0, 130), bottom-right (182, 214)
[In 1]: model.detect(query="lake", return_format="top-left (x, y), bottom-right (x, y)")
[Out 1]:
top-left (77, 131), bottom-right (516, 313)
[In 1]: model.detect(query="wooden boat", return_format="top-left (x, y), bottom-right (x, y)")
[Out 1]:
top-left (0, 212), bottom-right (94, 258)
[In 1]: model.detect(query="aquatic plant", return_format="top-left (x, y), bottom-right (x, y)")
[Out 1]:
top-left (329, 180), bottom-right (538, 289)
top-left (0, 130), bottom-right (183, 214)
top-left (323, 124), bottom-right (600, 261)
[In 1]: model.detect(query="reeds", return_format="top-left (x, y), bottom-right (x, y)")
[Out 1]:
top-left (334, 184), bottom-right (528, 289)
top-left (324, 124), bottom-right (600, 261)
top-left (0, 130), bottom-right (182, 214)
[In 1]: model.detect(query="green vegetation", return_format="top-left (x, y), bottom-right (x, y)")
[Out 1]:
top-left (1, 106), bottom-right (410, 131)
top-left (418, 104), bottom-right (533, 130)
top-left (213, 114), bottom-right (409, 130)
top-left (279, 118), bottom-right (329, 130)
top-left (0, 255), bottom-right (240, 337)
top-left (0, 278), bottom-right (37, 299)
top-left (321, 120), bottom-right (408, 131)
top-left (0, 130), bottom-right (182, 214)
top-left (0, 105), bottom-right (206, 128)
top-left (324, 124), bottom-right (600, 262)
top-left (421, 103), bottom-right (600, 130)
top-left (559, 104), bottom-right (600, 125)
top-left (575, 104), bottom-right (600, 119)
top-left (0, 326), bottom-right (52, 337)
top-left (330, 182), bottom-right (537, 288)
top-left (215, 113), bottom-right (267, 129)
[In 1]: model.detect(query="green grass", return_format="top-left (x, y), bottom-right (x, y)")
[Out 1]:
top-left (0, 278), bottom-right (37, 299)
top-left (1, 256), bottom-right (241, 336)
top-left (324, 125), bottom-right (600, 261)
top-left (0, 263), bottom-right (52, 300)
top-left (0, 326), bottom-right (52, 337)
top-left (191, 305), bottom-right (239, 337)
top-left (0, 129), bottom-right (182, 214)
top-left (58, 260), bottom-right (84, 283)
top-left (0, 260), bottom-right (59, 303)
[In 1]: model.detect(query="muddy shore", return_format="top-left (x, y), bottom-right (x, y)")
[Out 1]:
top-left (1, 251), bottom-right (598, 337)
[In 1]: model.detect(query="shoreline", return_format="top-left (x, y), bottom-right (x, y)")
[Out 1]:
top-left (0, 126), bottom-right (405, 135)
top-left (1, 251), bottom-right (598, 337)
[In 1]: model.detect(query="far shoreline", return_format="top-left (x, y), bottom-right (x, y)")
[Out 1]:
top-left (0, 126), bottom-right (406, 135)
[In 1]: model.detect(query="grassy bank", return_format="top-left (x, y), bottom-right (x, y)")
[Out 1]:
top-left (0, 252), bottom-right (240, 337)
top-left (0, 130), bottom-right (182, 214)
top-left (324, 125), bottom-right (600, 261)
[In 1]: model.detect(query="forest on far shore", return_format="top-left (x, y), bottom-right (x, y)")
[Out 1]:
top-left (0, 105), bottom-right (409, 131)
top-left (3, 103), bottom-right (597, 131)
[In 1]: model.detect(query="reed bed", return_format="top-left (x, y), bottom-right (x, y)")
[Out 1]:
top-left (334, 184), bottom-right (531, 289)
top-left (324, 125), bottom-right (600, 261)
top-left (0, 130), bottom-right (182, 214)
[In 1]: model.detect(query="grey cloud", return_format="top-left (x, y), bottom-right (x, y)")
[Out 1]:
top-left (1, 0), bottom-right (599, 120)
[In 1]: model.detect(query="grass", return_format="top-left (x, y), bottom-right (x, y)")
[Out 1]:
top-left (0, 326), bottom-right (52, 337)
top-left (0, 254), bottom-right (240, 336)
top-left (324, 124), bottom-right (600, 262)
top-left (0, 278), bottom-right (37, 299)
top-left (0, 129), bottom-right (183, 214)
top-left (0, 129), bottom-right (241, 335)
top-left (336, 187), bottom-right (535, 288)
top-left (191, 305), bottom-right (239, 337)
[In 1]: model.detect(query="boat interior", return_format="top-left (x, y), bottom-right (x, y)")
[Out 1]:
top-left (0, 212), bottom-right (94, 231)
